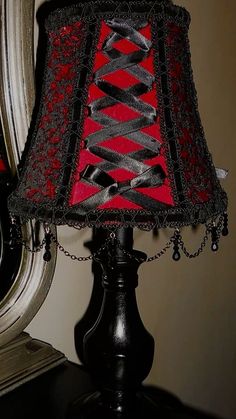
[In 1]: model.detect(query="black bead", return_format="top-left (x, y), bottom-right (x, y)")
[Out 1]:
top-left (211, 227), bottom-right (217, 240)
top-left (211, 242), bottom-right (219, 252)
top-left (43, 231), bottom-right (52, 262)
top-left (173, 251), bottom-right (181, 261)
top-left (9, 222), bottom-right (17, 249)
top-left (9, 239), bottom-right (16, 250)
top-left (211, 225), bottom-right (219, 252)
top-left (172, 231), bottom-right (181, 261)
top-left (43, 251), bottom-right (51, 262)
top-left (222, 226), bottom-right (229, 237)
top-left (222, 213), bottom-right (229, 236)
top-left (152, 227), bottom-right (159, 238)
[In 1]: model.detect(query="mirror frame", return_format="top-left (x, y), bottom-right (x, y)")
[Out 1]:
top-left (0, 0), bottom-right (57, 346)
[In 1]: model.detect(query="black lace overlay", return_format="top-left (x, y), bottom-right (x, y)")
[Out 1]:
top-left (8, 0), bottom-right (227, 230)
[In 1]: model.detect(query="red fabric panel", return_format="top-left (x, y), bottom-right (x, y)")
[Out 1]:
top-left (113, 38), bottom-right (140, 54)
top-left (103, 70), bottom-right (140, 89)
top-left (70, 21), bottom-right (174, 209)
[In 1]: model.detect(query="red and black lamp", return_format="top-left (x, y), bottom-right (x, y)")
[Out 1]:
top-left (8, 0), bottom-right (228, 417)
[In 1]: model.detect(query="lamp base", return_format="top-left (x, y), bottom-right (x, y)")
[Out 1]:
top-left (71, 227), bottom-right (182, 418)
top-left (68, 387), bottom-right (182, 419)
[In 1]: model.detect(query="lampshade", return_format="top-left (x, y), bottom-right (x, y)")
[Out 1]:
top-left (8, 0), bottom-right (227, 234)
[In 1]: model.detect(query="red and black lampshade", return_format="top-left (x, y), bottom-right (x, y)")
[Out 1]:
top-left (8, 1), bottom-right (227, 232)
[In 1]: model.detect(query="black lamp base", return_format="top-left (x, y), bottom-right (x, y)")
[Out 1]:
top-left (71, 227), bottom-right (181, 419)
top-left (68, 387), bottom-right (182, 419)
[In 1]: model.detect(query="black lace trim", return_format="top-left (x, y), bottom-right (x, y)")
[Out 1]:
top-left (59, 20), bottom-right (101, 207)
top-left (9, 193), bottom-right (227, 230)
top-left (45, 1), bottom-right (190, 31)
top-left (152, 18), bottom-right (186, 207)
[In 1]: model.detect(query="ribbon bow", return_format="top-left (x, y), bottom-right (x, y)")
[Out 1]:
top-left (76, 164), bottom-right (168, 214)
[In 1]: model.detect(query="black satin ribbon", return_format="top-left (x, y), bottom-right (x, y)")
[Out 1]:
top-left (89, 145), bottom-right (149, 174)
top-left (98, 148), bottom-right (157, 172)
top-left (86, 116), bottom-right (155, 148)
top-left (104, 19), bottom-right (155, 87)
top-left (96, 50), bottom-right (148, 79)
top-left (80, 18), bottom-right (166, 213)
top-left (96, 80), bottom-right (156, 119)
top-left (104, 18), bottom-right (149, 41)
top-left (86, 18), bottom-right (159, 162)
top-left (77, 164), bottom-right (168, 214)
top-left (90, 83), bottom-right (150, 113)
top-left (105, 18), bottom-right (152, 51)
top-left (106, 48), bottom-right (155, 88)
top-left (87, 111), bottom-right (161, 154)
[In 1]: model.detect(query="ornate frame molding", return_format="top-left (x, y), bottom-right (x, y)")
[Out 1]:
top-left (0, 0), bottom-right (57, 346)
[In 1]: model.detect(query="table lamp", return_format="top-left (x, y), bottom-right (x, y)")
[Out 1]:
top-left (8, 0), bottom-right (228, 417)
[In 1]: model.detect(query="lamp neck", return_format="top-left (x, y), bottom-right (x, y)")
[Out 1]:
top-left (84, 227), bottom-right (154, 413)
top-left (96, 228), bottom-right (146, 291)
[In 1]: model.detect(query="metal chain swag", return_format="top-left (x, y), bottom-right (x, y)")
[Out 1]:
top-left (10, 216), bottom-right (225, 263)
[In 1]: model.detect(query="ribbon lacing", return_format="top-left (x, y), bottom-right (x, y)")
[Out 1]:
top-left (79, 18), bottom-right (167, 213)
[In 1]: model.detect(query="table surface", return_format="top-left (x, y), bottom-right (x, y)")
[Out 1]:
top-left (0, 361), bottom-right (224, 419)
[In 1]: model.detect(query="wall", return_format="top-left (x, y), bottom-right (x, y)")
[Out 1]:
top-left (27, 1), bottom-right (236, 418)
